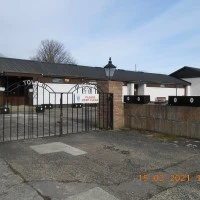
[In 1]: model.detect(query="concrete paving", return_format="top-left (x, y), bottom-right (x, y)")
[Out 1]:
top-left (66, 187), bottom-right (119, 200)
top-left (1, 130), bottom-right (200, 199)
top-left (0, 159), bottom-right (42, 200)
top-left (30, 142), bottom-right (87, 156)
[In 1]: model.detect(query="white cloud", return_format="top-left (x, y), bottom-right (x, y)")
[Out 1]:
top-left (72, 0), bottom-right (200, 74)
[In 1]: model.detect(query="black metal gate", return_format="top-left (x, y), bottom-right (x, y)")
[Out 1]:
top-left (0, 81), bottom-right (113, 142)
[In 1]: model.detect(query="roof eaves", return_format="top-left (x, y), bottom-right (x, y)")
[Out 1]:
top-left (3, 71), bottom-right (43, 76)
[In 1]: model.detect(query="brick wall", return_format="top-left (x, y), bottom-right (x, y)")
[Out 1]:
top-left (124, 104), bottom-right (200, 139)
top-left (98, 81), bottom-right (124, 129)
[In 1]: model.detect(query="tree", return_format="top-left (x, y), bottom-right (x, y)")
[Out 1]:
top-left (31, 39), bottom-right (77, 64)
top-left (0, 53), bottom-right (5, 57)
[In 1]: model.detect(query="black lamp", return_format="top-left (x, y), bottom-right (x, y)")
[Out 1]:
top-left (104, 57), bottom-right (116, 80)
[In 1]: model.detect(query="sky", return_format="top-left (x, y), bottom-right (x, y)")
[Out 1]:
top-left (0, 0), bottom-right (200, 74)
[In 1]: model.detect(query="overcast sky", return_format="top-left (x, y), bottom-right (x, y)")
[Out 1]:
top-left (0, 0), bottom-right (200, 74)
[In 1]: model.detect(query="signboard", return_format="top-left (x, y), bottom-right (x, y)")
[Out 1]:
top-left (52, 78), bottom-right (64, 83)
top-left (74, 94), bottom-right (99, 104)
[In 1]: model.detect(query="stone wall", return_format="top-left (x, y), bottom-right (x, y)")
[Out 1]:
top-left (124, 104), bottom-right (200, 139)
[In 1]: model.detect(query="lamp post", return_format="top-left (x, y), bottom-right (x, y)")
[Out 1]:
top-left (104, 57), bottom-right (116, 80)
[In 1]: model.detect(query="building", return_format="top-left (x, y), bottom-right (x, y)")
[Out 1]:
top-left (0, 57), bottom-right (190, 105)
top-left (170, 66), bottom-right (200, 96)
top-left (117, 70), bottom-right (189, 101)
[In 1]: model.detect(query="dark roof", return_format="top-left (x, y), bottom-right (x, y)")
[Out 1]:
top-left (114, 69), bottom-right (189, 85)
top-left (0, 56), bottom-right (105, 79)
top-left (170, 66), bottom-right (200, 79)
top-left (0, 57), bottom-right (189, 85)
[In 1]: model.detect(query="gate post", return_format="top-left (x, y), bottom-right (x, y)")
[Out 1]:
top-left (85, 104), bottom-right (89, 131)
top-left (59, 93), bottom-right (63, 136)
top-left (98, 81), bottom-right (124, 129)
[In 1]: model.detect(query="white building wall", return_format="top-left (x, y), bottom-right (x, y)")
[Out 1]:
top-left (127, 83), bottom-right (135, 95)
top-left (33, 83), bottom-right (97, 105)
top-left (183, 78), bottom-right (200, 96)
top-left (122, 84), bottom-right (135, 101)
top-left (145, 87), bottom-right (185, 101)
top-left (138, 84), bottom-right (146, 95)
top-left (122, 85), bottom-right (128, 101)
top-left (38, 82), bottom-right (187, 104)
top-left (121, 83), bottom-right (185, 102)
top-left (122, 85), bottom-right (128, 96)
top-left (186, 85), bottom-right (191, 96)
top-left (45, 83), bottom-right (76, 93)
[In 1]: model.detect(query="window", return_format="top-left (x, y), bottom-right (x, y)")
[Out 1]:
top-left (52, 78), bottom-right (63, 83)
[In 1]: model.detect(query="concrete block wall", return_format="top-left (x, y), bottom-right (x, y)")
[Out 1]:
top-left (124, 104), bottom-right (200, 139)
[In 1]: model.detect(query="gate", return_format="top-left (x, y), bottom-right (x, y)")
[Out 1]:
top-left (0, 80), bottom-right (113, 142)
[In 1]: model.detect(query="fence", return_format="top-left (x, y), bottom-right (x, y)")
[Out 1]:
top-left (124, 104), bottom-right (200, 139)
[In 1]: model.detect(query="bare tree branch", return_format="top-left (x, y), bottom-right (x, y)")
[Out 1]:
top-left (30, 39), bottom-right (77, 64)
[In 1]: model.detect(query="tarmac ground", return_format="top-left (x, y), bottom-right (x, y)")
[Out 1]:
top-left (1, 129), bottom-right (200, 200)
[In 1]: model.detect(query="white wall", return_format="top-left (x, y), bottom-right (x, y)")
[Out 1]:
top-left (138, 84), bottom-right (146, 95)
top-left (35, 82), bottom-right (188, 105)
top-left (183, 78), bottom-right (200, 96)
top-left (186, 85), bottom-right (191, 96)
top-left (44, 83), bottom-right (75, 93)
top-left (122, 83), bottom-right (185, 102)
top-left (145, 87), bottom-right (185, 101)
top-left (32, 83), bottom-right (97, 105)
top-left (127, 83), bottom-right (135, 95)
top-left (122, 85), bottom-right (127, 101)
